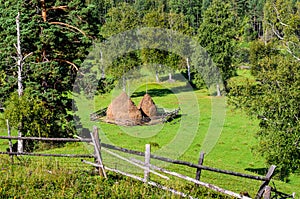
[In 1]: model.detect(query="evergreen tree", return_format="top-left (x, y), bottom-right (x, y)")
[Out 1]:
top-left (168, 0), bottom-right (202, 33)
top-left (198, 0), bottom-right (237, 94)
top-left (0, 0), bottom-right (100, 140)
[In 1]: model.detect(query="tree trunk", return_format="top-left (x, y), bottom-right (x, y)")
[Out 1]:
top-left (122, 76), bottom-right (126, 92)
top-left (16, 12), bottom-right (23, 153)
top-left (168, 73), bottom-right (173, 81)
top-left (155, 70), bottom-right (160, 83)
top-left (186, 57), bottom-right (191, 81)
top-left (216, 84), bottom-right (221, 96)
top-left (100, 50), bottom-right (105, 79)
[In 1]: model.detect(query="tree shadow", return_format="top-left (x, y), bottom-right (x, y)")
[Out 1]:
top-left (131, 84), bottom-right (198, 98)
top-left (131, 88), bottom-right (173, 98)
top-left (245, 167), bottom-right (269, 176)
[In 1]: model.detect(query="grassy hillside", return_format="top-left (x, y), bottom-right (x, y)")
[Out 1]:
top-left (0, 70), bottom-right (299, 198)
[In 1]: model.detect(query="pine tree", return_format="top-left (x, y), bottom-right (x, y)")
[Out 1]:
top-left (198, 0), bottom-right (237, 95)
top-left (0, 0), bottom-right (100, 140)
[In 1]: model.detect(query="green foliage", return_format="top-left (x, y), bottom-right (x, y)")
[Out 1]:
top-left (229, 53), bottom-right (300, 180)
top-left (197, 0), bottom-right (237, 89)
top-left (4, 89), bottom-right (73, 138)
top-left (0, 0), bottom-right (100, 139)
top-left (97, 77), bottom-right (116, 94)
top-left (249, 40), bottom-right (278, 75)
top-left (263, 0), bottom-right (300, 60)
top-left (168, 0), bottom-right (202, 32)
top-left (229, 0), bottom-right (300, 180)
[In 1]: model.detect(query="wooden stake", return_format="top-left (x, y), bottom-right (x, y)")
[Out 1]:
top-left (6, 120), bottom-right (13, 163)
top-left (91, 126), bottom-right (107, 178)
top-left (16, 12), bottom-right (23, 154)
top-left (144, 144), bottom-right (151, 182)
top-left (255, 165), bottom-right (276, 199)
top-left (103, 148), bottom-right (169, 180)
top-left (263, 186), bottom-right (271, 199)
top-left (195, 151), bottom-right (205, 182)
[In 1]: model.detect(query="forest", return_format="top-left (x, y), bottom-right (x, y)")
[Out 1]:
top-left (0, 0), bottom-right (299, 185)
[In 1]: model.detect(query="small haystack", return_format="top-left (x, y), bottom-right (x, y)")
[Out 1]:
top-left (106, 92), bottom-right (142, 125)
top-left (137, 94), bottom-right (157, 118)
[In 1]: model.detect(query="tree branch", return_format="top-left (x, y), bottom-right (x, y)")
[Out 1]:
top-left (40, 0), bottom-right (47, 22)
top-left (286, 42), bottom-right (300, 61)
top-left (23, 52), bottom-right (33, 61)
top-left (49, 6), bottom-right (68, 11)
top-left (49, 21), bottom-right (87, 36)
top-left (267, 22), bottom-right (284, 40)
top-left (54, 59), bottom-right (79, 71)
top-left (272, 4), bottom-right (289, 27)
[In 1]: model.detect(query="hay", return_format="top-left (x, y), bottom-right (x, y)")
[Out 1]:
top-left (106, 92), bottom-right (142, 125)
top-left (137, 94), bottom-right (157, 118)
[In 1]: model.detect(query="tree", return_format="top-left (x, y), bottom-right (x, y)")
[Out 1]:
top-left (228, 1), bottom-right (300, 179)
top-left (248, 0), bottom-right (266, 40)
top-left (263, 0), bottom-right (300, 60)
top-left (0, 0), bottom-right (100, 143)
top-left (168, 0), bottom-right (202, 33)
top-left (100, 2), bottom-right (142, 89)
top-left (197, 0), bottom-right (237, 95)
top-left (229, 52), bottom-right (300, 180)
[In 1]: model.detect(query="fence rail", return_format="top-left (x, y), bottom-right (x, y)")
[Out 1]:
top-left (0, 127), bottom-right (295, 199)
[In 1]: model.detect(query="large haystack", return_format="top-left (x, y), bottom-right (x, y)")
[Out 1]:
top-left (137, 94), bottom-right (157, 118)
top-left (106, 92), bottom-right (142, 125)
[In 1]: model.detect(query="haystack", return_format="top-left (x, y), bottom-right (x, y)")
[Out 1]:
top-left (106, 92), bottom-right (142, 125)
top-left (137, 94), bottom-right (157, 118)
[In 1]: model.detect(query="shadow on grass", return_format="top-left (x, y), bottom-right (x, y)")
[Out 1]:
top-left (131, 84), bottom-right (197, 98)
top-left (131, 88), bottom-right (173, 98)
top-left (245, 167), bottom-right (269, 176)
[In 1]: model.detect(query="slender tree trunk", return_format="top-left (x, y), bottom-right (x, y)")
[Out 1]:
top-left (122, 76), bottom-right (126, 92)
top-left (168, 73), bottom-right (173, 81)
top-left (186, 57), bottom-right (191, 81)
top-left (100, 50), bottom-right (105, 78)
top-left (16, 12), bottom-right (23, 153)
top-left (216, 84), bottom-right (221, 96)
top-left (155, 70), bottom-right (160, 83)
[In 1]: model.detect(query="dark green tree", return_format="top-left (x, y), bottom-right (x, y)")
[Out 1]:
top-left (229, 52), bottom-right (300, 180)
top-left (0, 0), bottom-right (100, 140)
top-left (197, 0), bottom-right (237, 95)
top-left (229, 1), bottom-right (300, 180)
top-left (100, 2), bottom-right (142, 89)
top-left (168, 0), bottom-right (202, 33)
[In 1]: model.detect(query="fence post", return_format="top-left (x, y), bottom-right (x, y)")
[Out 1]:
top-left (91, 126), bottom-right (107, 178)
top-left (263, 186), bottom-right (271, 199)
top-left (6, 119), bottom-right (13, 163)
top-left (195, 151), bottom-right (205, 183)
top-left (255, 165), bottom-right (276, 199)
top-left (144, 144), bottom-right (151, 182)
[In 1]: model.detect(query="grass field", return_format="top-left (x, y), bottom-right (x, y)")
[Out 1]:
top-left (0, 70), bottom-right (299, 198)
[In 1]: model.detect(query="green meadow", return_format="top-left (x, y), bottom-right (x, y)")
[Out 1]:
top-left (0, 71), bottom-right (299, 198)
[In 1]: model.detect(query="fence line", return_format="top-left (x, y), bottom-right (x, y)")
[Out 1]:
top-left (0, 136), bottom-right (91, 142)
top-left (0, 151), bottom-right (94, 158)
top-left (0, 135), bottom-right (267, 181)
top-left (0, 127), bottom-right (295, 199)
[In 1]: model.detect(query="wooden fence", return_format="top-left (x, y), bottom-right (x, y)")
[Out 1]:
top-left (0, 126), bottom-right (296, 199)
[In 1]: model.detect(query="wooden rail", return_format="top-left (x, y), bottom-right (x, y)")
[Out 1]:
top-left (0, 126), bottom-right (295, 199)
top-left (0, 135), bottom-right (268, 181)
